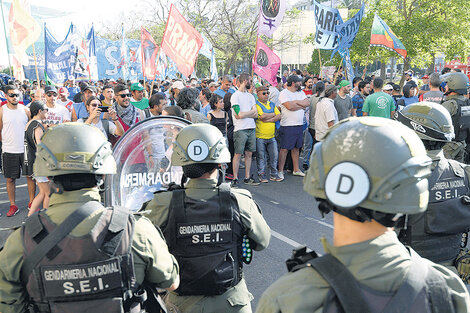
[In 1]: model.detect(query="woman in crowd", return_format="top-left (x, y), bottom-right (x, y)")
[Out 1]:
top-left (207, 94), bottom-right (227, 137)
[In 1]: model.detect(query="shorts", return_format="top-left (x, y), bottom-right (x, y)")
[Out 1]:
top-left (279, 125), bottom-right (303, 150)
top-left (33, 175), bottom-right (49, 183)
top-left (2, 152), bottom-right (24, 179)
top-left (233, 129), bottom-right (256, 154)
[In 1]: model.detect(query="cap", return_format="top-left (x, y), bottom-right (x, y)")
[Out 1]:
top-left (393, 84), bottom-right (401, 91)
top-left (287, 75), bottom-right (302, 85)
top-left (208, 82), bottom-right (219, 88)
top-left (406, 71), bottom-right (413, 76)
top-left (83, 85), bottom-right (97, 93)
top-left (44, 86), bottom-right (57, 94)
top-left (383, 84), bottom-right (393, 91)
top-left (131, 82), bottom-right (144, 91)
top-left (172, 81), bottom-right (185, 90)
top-left (256, 86), bottom-right (269, 92)
top-left (338, 80), bottom-right (351, 88)
top-left (422, 75), bottom-right (429, 79)
top-left (324, 84), bottom-right (338, 97)
top-left (58, 87), bottom-right (68, 95)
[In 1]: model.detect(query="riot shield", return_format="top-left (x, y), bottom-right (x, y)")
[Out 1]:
top-left (105, 116), bottom-right (191, 211)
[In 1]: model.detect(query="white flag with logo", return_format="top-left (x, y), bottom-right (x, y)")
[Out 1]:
top-left (258, 0), bottom-right (287, 37)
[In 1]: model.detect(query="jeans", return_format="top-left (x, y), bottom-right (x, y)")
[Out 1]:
top-left (256, 137), bottom-right (278, 177)
top-left (300, 128), bottom-right (313, 167)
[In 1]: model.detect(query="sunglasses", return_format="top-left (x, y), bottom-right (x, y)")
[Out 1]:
top-left (46, 93), bottom-right (57, 97)
top-left (89, 103), bottom-right (99, 107)
top-left (261, 92), bottom-right (270, 95)
top-left (119, 93), bottom-right (131, 98)
top-left (7, 93), bottom-right (19, 98)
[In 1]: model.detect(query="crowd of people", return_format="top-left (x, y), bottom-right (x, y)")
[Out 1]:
top-left (0, 66), bottom-right (468, 218)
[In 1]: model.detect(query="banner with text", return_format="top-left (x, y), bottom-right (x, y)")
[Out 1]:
top-left (95, 37), bottom-right (142, 80)
top-left (332, 3), bottom-right (364, 58)
top-left (161, 4), bottom-right (203, 78)
top-left (312, 0), bottom-right (343, 50)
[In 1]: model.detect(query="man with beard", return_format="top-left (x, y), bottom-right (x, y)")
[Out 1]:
top-left (303, 76), bottom-right (314, 98)
top-left (278, 75), bottom-right (310, 179)
top-left (113, 84), bottom-right (140, 133)
top-left (43, 86), bottom-right (71, 126)
top-left (351, 81), bottom-right (370, 117)
top-left (0, 85), bottom-right (33, 217)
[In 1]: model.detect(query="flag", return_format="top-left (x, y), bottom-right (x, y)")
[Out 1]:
top-left (210, 52), bottom-right (218, 81)
top-left (120, 24), bottom-right (128, 79)
top-left (87, 26), bottom-right (98, 81)
top-left (370, 14), bottom-right (407, 59)
top-left (199, 34), bottom-right (218, 81)
top-left (312, 0), bottom-right (343, 50)
top-left (161, 4), bottom-right (203, 78)
top-left (141, 27), bottom-right (159, 80)
top-left (252, 37), bottom-right (280, 86)
top-left (8, 0), bottom-right (41, 65)
top-left (73, 37), bottom-right (91, 80)
top-left (258, 0), bottom-right (287, 37)
top-left (156, 49), bottom-right (168, 80)
top-left (331, 3), bottom-right (365, 59)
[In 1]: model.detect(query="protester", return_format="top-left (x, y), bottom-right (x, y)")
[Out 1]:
top-left (314, 84), bottom-right (338, 142)
top-left (0, 85), bottom-right (33, 216)
top-left (362, 78), bottom-right (396, 118)
top-left (56, 87), bottom-right (74, 116)
top-left (101, 84), bottom-right (115, 107)
top-left (140, 93), bottom-right (167, 119)
top-left (113, 84), bottom-right (140, 133)
top-left (351, 81), bottom-right (370, 117)
top-left (162, 105), bottom-right (184, 118)
top-left (230, 73), bottom-right (259, 187)
top-left (308, 81), bottom-right (325, 146)
top-left (73, 84), bottom-right (97, 120)
top-left (207, 94), bottom-right (227, 136)
top-left (255, 86), bottom-right (282, 182)
top-left (43, 86), bottom-right (71, 126)
top-left (351, 76), bottom-right (363, 97)
top-left (130, 82), bottom-right (149, 109)
top-left (391, 83), bottom-right (402, 105)
top-left (419, 74), bottom-right (430, 96)
top-left (334, 80), bottom-right (352, 120)
top-left (23, 101), bottom-right (49, 216)
top-left (199, 88), bottom-right (212, 118)
top-left (277, 75), bottom-right (310, 179)
top-left (397, 83), bottom-right (419, 108)
top-left (177, 88), bottom-right (209, 123)
top-left (169, 80), bottom-right (184, 106)
top-left (422, 73), bottom-right (444, 103)
top-left (302, 76), bottom-right (314, 97)
top-left (208, 81), bottom-right (219, 93)
top-left (214, 75), bottom-right (234, 98)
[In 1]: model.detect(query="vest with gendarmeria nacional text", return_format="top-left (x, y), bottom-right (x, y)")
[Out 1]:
top-left (21, 205), bottom-right (136, 313)
top-left (163, 183), bottom-right (244, 296)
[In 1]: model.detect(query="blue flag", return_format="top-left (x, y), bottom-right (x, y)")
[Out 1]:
top-left (45, 23), bottom-right (79, 84)
top-left (332, 3), bottom-right (364, 59)
top-left (95, 37), bottom-right (142, 80)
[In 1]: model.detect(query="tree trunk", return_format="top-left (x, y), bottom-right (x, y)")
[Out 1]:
top-left (390, 57), bottom-right (395, 81)
top-left (380, 61), bottom-right (386, 80)
top-left (427, 53), bottom-right (435, 74)
top-left (399, 58), bottom-right (411, 88)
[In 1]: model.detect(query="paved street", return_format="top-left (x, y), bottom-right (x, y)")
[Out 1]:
top-left (0, 172), bottom-right (333, 310)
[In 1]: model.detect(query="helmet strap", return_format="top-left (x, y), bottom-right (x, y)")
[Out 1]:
top-left (216, 164), bottom-right (227, 186)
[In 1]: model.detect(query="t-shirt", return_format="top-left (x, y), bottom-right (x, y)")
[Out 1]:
top-left (303, 89), bottom-right (313, 97)
top-left (101, 100), bottom-right (114, 107)
top-left (45, 104), bottom-right (71, 125)
top-left (422, 90), bottom-right (444, 104)
top-left (268, 86), bottom-right (280, 107)
top-left (230, 90), bottom-right (256, 132)
top-left (315, 98), bottom-right (338, 141)
top-left (352, 93), bottom-right (365, 117)
top-left (77, 118), bottom-right (117, 140)
top-left (278, 89), bottom-right (307, 126)
top-left (200, 104), bottom-right (211, 118)
top-left (256, 100), bottom-right (280, 139)
top-left (420, 84), bottom-right (430, 92)
top-left (334, 94), bottom-right (352, 120)
top-left (362, 92), bottom-right (396, 118)
top-left (56, 98), bottom-right (74, 114)
top-left (131, 98), bottom-right (149, 110)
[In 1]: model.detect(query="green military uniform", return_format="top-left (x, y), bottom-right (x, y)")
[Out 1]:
top-left (255, 231), bottom-right (470, 313)
top-left (0, 188), bottom-right (179, 313)
top-left (441, 94), bottom-right (467, 162)
top-left (144, 178), bottom-right (271, 313)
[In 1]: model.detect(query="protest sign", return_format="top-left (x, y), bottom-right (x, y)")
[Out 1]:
top-left (161, 4), bottom-right (203, 78)
top-left (312, 0), bottom-right (343, 50)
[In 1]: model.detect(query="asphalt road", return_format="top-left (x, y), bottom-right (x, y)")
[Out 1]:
top-left (0, 171), bottom-right (333, 310)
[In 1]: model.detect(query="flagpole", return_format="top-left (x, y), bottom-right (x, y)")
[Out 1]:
top-left (31, 42), bottom-right (40, 83)
top-left (0, 0), bottom-right (13, 76)
top-left (318, 48), bottom-right (323, 79)
top-left (362, 45), bottom-right (371, 79)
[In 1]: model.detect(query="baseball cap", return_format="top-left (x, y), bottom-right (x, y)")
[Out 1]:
top-left (131, 82), bottom-right (144, 91)
top-left (405, 71), bottom-right (413, 76)
top-left (422, 75), bottom-right (429, 79)
top-left (172, 81), bottom-right (185, 90)
top-left (324, 84), bottom-right (338, 96)
top-left (338, 80), bottom-right (351, 88)
top-left (383, 84), bottom-right (393, 91)
top-left (208, 82), bottom-right (219, 88)
top-left (58, 87), bottom-right (68, 95)
top-left (83, 85), bottom-right (97, 93)
top-left (44, 86), bottom-right (57, 94)
top-left (392, 84), bottom-right (401, 92)
top-left (256, 86), bottom-right (269, 93)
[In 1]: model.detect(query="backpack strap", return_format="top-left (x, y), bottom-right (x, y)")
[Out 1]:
top-left (21, 201), bottom-right (103, 282)
top-left (308, 254), bottom-right (372, 313)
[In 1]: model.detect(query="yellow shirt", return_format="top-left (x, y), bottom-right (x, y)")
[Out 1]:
top-left (256, 100), bottom-right (280, 139)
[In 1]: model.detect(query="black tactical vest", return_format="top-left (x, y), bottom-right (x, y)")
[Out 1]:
top-left (404, 158), bottom-right (470, 263)
top-left (448, 97), bottom-right (470, 142)
top-left (21, 203), bottom-right (137, 313)
top-left (163, 183), bottom-right (244, 296)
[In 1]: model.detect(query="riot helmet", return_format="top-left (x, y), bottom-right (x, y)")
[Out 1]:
top-left (172, 124), bottom-right (231, 166)
top-left (394, 101), bottom-right (454, 142)
top-left (34, 123), bottom-right (116, 177)
top-left (441, 72), bottom-right (469, 95)
top-left (304, 117), bottom-right (432, 224)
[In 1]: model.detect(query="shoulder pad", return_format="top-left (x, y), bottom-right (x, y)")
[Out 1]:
top-left (286, 246), bottom-right (320, 272)
top-left (448, 159), bottom-right (466, 178)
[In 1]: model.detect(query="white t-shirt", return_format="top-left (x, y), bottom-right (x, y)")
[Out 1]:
top-left (315, 97), bottom-right (338, 141)
top-left (56, 98), bottom-right (74, 114)
top-left (278, 89), bottom-right (307, 126)
top-left (45, 103), bottom-right (71, 125)
top-left (230, 90), bottom-right (256, 132)
top-left (268, 86), bottom-right (281, 107)
top-left (77, 118), bottom-right (117, 140)
top-left (2, 103), bottom-right (28, 153)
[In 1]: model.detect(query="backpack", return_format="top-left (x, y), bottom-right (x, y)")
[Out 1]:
top-left (286, 246), bottom-right (455, 313)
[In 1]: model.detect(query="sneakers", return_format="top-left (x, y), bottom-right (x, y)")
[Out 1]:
top-left (7, 205), bottom-right (19, 217)
top-left (225, 173), bottom-right (234, 181)
top-left (293, 171), bottom-right (305, 177)
top-left (258, 174), bottom-right (269, 183)
top-left (231, 179), bottom-right (240, 188)
top-left (270, 174), bottom-right (284, 182)
top-left (28, 202), bottom-right (32, 209)
top-left (278, 171), bottom-right (285, 180)
top-left (244, 176), bottom-right (260, 186)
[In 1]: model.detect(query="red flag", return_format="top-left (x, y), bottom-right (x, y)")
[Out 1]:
top-left (141, 27), bottom-right (159, 80)
top-left (161, 4), bottom-right (203, 78)
top-left (252, 37), bottom-right (281, 86)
